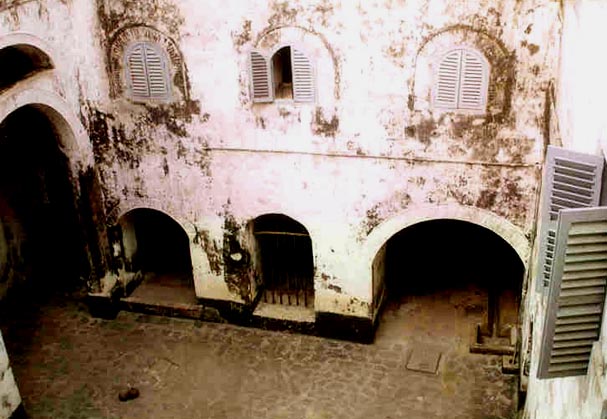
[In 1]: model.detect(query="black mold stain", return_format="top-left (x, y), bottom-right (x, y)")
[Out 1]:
top-left (222, 213), bottom-right (254, 303)
top-left (361, 191), bottom-right (412, 237)
top-left (232, 19), bottom-right (252, 49)
top-left (193, 227), bottom-right (222, 276)
top-left (268, 0), bottom-right (300, 27)
top-left (328, 283), bottom-right (342, 293)
top-left (77, 167), bottom-right (109, 290)
top-left (311, 107), bottom-right (339, 137)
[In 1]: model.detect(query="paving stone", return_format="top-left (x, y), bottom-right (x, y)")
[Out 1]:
top-left (0, 293), bottom-right (517, 419)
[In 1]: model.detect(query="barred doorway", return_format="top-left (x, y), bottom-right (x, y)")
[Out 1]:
top-left (253, 214), bottom-right (314, 309)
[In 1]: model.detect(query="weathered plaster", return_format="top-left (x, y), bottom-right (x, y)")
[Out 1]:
top-left (0, 0), bottom-right (560, 328)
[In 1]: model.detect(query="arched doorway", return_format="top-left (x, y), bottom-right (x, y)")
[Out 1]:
top-left (117, 208), bottom-right (195, 305)
top-left (0, 44), bottom-right (53, 91)
top-left (0, 105), bottom-right (86, 297)
top-left (373, 219), bottom-right (524, 351)
top-left (252, 214), bottom-right (314, 309)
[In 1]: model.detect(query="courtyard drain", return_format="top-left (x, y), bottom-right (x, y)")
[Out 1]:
top-left (406, 346), bottom-right (442, 374)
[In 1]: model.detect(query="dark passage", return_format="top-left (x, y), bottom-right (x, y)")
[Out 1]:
top-left (0, 106), bottom-right (85, 296)
top-left (0, 45), bottom-right (53, 91)
top-left (272, 46), bottom-right (293, 99)
top-left (385, 220), bottom-right (522, 296)
top-left (126, 209), bottom-right (191, 274)
top-left (375, 219), bottom-right (523, 345)
top-left (120, 208), bottom-right (195, 305)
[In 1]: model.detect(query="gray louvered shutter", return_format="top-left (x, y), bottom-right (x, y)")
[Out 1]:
top-left (126, 42), bottom-right (170, 100)
top-left (127, 43), bottom-right (149, 98)
top-left (537, 146), bottom-right (604, 290)
top-left (435, 50), bottom-right (461, 109)
top-left (458, 50), bottom-right (487, 110)
top-left (291, 47), bottom-right (314, 103)
top-left (537, 206), bottom-right (607, 379)
top-left (249, 50), bottom-right (273, 103)
top-left (144, 44), bottom-right (170, 99)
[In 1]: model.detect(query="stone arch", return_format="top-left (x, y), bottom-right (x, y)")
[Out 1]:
top-left (108, 25), bottom-right (188, 102)
top-left (0, 33), bottom-right (55, 91)
top-left (362, 204), bottom-right (530, 278)
top-left (0, 88), bottom-right (94, 171)
top-left (0, 32), bottom-right (57, 61)
top-left (115, 207), bottom-right (198, 297)
top-left (0, 102), bottom-right (96, 293)
top-left (412, 25), bottom-right (514, 117)
top-left (111, 204), bottom-right (215, 300)
top-left (254, 25), bottom-right (339, 101)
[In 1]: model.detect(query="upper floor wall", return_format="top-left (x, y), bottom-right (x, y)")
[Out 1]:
top-left (82, 0), bottom-right (560, 163)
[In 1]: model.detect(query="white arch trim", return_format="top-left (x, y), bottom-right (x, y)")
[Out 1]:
top-left (0, 32), bottom-right (57, 66)
top-left (115, 203), bottom-right (191, 237)
top-left (0, 87), bottom-right (94, 169)
top-left (115, 203), bottom-right (218, 300)
top-left (362, 204), bottom-right (531, 270)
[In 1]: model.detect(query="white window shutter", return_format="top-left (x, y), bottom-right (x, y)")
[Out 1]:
top-left (291, 47), bottom-right (314, 103)
top-left (537, 146), bottom-right (604, 291)
top-left (126, 42), bottom-right (170, 101)
top-left (458, 50), bottom-right (487, 110)
top-left (144, 44), bottom-right (170, 99)
top-left (127, 43), bottom-right (149, 99)
top-left (537, 206), bottom-right (607, 379)
top-left (435, 50), bottom-right (461, 109)
top-left (249, 50), bottom-right (273, 103)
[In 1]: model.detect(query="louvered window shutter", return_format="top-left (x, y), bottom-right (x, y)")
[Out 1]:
top-left (434, 49), bottom-right (488, 111)
top-left (291, 47), bottom-right (315, 103)
top-left (127, 43), bottom-right (148, 98)
top-left (144, 44), bottom-right (169, 99)
top-left (459, 50), bottom-right (486, 110)
top-left (435, 50), bottom-right (461, 109)
top-left (249, 50), bottom-right (273, 103)
top-left (536, 146), bottom-right (604, 291)
top-left (537, 206), bottom-right (607, 379)
top-left (126, 42), bottom-right (170, 100)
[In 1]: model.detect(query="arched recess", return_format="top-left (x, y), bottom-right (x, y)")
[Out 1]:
top-left (254, 25), bottom-right (338, 103)
top-left (108, 25), bottom-right (188, 102)
top-left (250, 213), bottom-right (314, 309)
top-left (0, 88), bottom-right (94, 171)
top-left (363, 204), bottom-right (529, 271)
top-left (411, 25), bottom-right (513, 117)
top-left (365, 205), bottom-right (528, 347)
top-left (115, 208), bottom-right (196, 305)
top-left (0, 33), bottom-right (56, 92)
top-left (0, 105), bottom-right (90, 297)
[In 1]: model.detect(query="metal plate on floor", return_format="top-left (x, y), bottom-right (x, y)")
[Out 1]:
top-left (406, 346), bottom-right (441, 374)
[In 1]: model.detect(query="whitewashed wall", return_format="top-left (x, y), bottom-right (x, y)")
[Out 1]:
top-left (523, 1), bottom-right (607, 418)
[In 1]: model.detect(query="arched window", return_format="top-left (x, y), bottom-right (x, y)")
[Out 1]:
top-left (249, 45), bottom-right (315, 103)
top-left (434, 48), bottom-right (489, 112)
top-left (124, 42), bottom-right (171, 101)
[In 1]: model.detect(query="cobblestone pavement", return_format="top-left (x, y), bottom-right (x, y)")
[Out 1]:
top-left (1, 292), bottom-right (518, 419)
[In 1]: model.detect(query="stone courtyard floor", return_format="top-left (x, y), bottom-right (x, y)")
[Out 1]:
top-left (1, 291), bottom-right (518, 419)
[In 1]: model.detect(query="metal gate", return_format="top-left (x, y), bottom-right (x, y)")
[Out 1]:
top-left (254, 230), bottom-right (314, 308)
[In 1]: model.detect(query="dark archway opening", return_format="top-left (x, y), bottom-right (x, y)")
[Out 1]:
top-left (373, 219), bottom-right (524, 350)
top-left (272, 46), bottom-right (293, 100)
top-left (118, 208), bottom-right (195, 305)
top-left (0, 106), bottom-right (86, 300)
top-left (253, 214), bottom-right (314, 308)
top-left (0, 45), bottom-right (53, 91)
